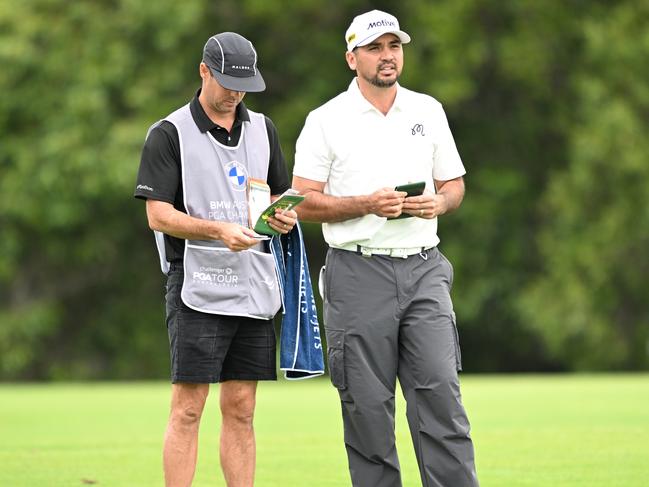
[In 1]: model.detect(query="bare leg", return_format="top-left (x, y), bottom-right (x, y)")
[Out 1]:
top-left (219, 380), bottom-right (258, 487)
top-left (163, 383), bottom-right (209, 487)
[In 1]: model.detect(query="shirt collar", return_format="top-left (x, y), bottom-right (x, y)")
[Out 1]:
top-left (190, 89), bottom-right (251, 133)
top-left (346, 78), bottom-right (404, 114)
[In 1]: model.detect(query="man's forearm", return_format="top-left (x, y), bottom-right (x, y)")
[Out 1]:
top-left (146, 200), bottom-right (225, 241)
top-left (296, 190), bottom-right (371, 223)
top-left (436, 178), bottom-right (465, 215)
top-left (292, 175), bottom-right (407, 221)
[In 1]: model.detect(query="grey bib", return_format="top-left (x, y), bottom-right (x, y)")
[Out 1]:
top-left (150, 104), bottom-right (281, 319)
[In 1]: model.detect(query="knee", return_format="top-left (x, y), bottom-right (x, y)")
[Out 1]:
top-left (410, 373), bottom-right (461, 401)
top-left (220, 395), bottom-right (255, 426)
top-left (169, 385), bottom-right (209, 429)
top-left (170, 403), bottom-right (204, 428)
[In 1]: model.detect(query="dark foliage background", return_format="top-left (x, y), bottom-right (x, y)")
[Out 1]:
top-left (1, 0), bottom-right (647, 379)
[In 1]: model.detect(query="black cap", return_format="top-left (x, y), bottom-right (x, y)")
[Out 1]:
top-left (202, 32), bottom-right (265, 93)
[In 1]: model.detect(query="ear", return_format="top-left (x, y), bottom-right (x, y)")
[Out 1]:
top-left (345, 51), bottom-right (356, 71)
top-left (199, 62), bottom-right (210, 81)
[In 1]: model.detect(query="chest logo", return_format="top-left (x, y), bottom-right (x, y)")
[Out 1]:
top-left (411, 123), bottom-right (425, 136)
top-left (224, 161), bottom-right (248, 192)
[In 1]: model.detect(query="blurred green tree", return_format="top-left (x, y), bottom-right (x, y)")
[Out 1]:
top-left (0, 0), bottom-right (646, 379)
top-left (520, 2), bottom-right (649, 369)
top-left (0, 0), bottom-right (210, 378)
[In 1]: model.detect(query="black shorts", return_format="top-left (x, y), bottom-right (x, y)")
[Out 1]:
top-left (165, 264), bottom-right (277, 383)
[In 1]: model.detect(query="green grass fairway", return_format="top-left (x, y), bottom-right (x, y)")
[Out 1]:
top-left (1, 374), bottom-right (647, 486)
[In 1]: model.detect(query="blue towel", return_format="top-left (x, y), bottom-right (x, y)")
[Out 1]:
top-left (271, 223), bottom-right (325, 380)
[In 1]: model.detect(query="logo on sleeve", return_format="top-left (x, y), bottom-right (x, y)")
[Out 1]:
top-left (136, 184), bottom-right (154, 192)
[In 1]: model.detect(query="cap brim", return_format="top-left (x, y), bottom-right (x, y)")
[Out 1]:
top-left (209, 68), bottom-right (266, 93)
top-left (351, 30), bottom-right (411, 51)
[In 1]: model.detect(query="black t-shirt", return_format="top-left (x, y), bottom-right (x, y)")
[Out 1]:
top-left (134, 91), bottom-right (291, 263)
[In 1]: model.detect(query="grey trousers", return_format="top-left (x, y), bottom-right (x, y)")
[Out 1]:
top-left (322, 247), bottom-right (479, 487)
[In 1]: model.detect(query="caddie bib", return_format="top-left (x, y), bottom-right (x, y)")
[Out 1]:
top-left (148, 104), bottom-right (281, 319)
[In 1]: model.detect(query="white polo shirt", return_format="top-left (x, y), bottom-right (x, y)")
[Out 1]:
top-left (293, 78), bottom-right (465, 249)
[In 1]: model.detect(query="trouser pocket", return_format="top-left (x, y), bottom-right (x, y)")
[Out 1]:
top-left (451, 311), bottom-right (463, 372)
top-left (325, 328), bottom-right (346, 389)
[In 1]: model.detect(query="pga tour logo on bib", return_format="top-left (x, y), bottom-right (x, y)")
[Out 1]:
top-left (224, 161), bottom-right (248, 191)
top-left (193, 266), bottom-right (239, 287)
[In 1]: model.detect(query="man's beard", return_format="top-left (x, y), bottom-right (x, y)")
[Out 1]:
top-left (366, 74), bottom-right (399, 88)
top-left (363, 63), bottom-right (400, 87)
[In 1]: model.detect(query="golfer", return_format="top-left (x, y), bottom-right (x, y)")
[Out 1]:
top-left (292, 10), bottom-right (479, 487)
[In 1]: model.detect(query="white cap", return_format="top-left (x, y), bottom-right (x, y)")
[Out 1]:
top-left (344, 10), bottom-right (411, 52)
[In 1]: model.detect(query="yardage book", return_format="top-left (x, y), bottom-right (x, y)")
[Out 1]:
top-left (388, 181), bottom-right (426, 220)
top-left (247, 179), bottom-right (305, 236)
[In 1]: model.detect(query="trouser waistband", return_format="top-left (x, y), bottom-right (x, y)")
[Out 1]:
top-left (330, 244), bottom-right (436, 259)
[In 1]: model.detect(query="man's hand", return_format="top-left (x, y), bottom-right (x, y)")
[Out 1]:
top-left (266, 208), bottom-right (298, 235)
top-left (218, 222), bottom-right (262, 251)
top-left (368, 188), bottom-right (407, 218)
top-left (401, 177), bottom-right (465, 219)
top-left (401, 190), bottom-right (448, 219)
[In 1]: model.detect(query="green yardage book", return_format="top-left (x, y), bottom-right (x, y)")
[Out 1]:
top-left (252, 189), bottom-right (305, 236)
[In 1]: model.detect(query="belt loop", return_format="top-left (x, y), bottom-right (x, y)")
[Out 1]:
top-left (357, 245), bottom-right (372, 257)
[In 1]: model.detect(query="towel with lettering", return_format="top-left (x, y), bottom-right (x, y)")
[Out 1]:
top-left (271, 223), bottom-right (325, 380)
